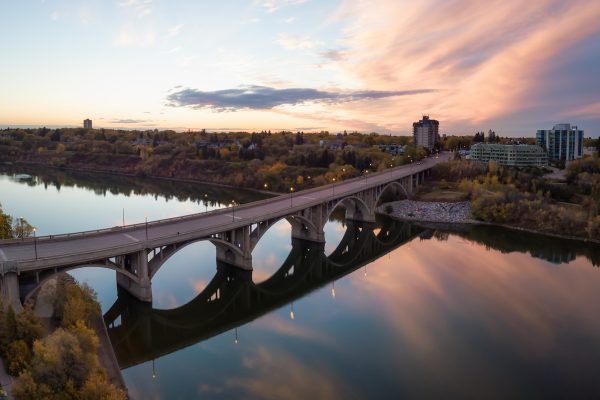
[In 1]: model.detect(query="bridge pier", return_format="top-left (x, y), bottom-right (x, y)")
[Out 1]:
top-left (116, 250), bottom-right (152, 302)
top-left (0, 269), bottom-right (23, 313)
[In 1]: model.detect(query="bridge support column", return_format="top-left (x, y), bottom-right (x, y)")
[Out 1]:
top-left (0, 269), bottom-right (23, 313)
top-left (291, 205), bottom-right (326, 243)
top-left (346, 189), bottom-right (376, 223)
top-left (214, 227), bottom-right (253, 271)
top-left (116, 250), bottom-right (152, 303)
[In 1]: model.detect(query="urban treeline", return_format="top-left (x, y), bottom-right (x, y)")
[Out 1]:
top-left (1, 127), bottom-right (598, 192)
top-left (2, 127), bottom-right (447, 192)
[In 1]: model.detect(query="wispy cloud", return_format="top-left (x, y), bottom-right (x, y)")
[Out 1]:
top-left (166, 23), bottom-right (183, 38)
top-left (276, 33), bottom-right (317, 50)
top-left (114, 27), bottom-right (155, 47)
top-left (116, 0), bottom-right (153, 16)
top-left (166, 85), bottom-right (435, 111)
top-left (321, 49), bottom-right (347, 62)
top-left (255, 0), bottom-right (308, 13)
top-left (110, 118), bottom-right (150, 124)
top-left (241, 17), bottom-right (261, 25)
top-left (331, 0), bottom-right (600, 128)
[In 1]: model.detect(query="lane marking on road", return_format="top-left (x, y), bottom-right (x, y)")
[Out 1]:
top-left (225, 214), bottom-right (244, 220)
top-left (0, 249), bottom-right (7, 261)
top-left (122, 233), bottom-right (138, 242)
top-left (301, 196), bottom-right (316, 200)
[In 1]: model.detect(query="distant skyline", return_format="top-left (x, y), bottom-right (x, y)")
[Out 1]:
top-left (1, 0), bottom-right (599, 136)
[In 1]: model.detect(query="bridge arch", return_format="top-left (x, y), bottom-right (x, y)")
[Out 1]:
top-left (21, 261), bottom-right (140, 304)
top-left (249, 215), bottom-right (319, 252)
top-left (148, 238), bottom-right (244, 279)
top-left (326, 196), bottom-right (372, 225)
top-left (375, 181), bottom-right (409, 207)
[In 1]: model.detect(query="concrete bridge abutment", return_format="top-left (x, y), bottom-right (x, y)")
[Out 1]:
top-left (116, 250), bottom-right (152, 302)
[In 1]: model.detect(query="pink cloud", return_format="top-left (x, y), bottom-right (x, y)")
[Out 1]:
top-left (321, 0), bottom-right (600, 133)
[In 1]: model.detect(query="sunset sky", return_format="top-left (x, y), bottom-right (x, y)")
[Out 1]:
top-left (1, 0), bottom-right (599, 136)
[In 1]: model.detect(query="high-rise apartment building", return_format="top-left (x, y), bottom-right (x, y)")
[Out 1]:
top-left (413, 115), bottom-right (439, 151)
top-left (536, 123), bottom-right (583, 162)
top-left (83, 118), bottom-right (92, 129)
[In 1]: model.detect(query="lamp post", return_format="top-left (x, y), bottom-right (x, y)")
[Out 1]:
top-left (19, 217), bottom-right (23, 240)
top-left (231, 201), bottom-right (236, 221)
top-left (145, 216), bottom-right (148, 240)
top-left (264, 183), bottom-right (268, 191)
top-left (122, 208), bottom-right (125, 227)
top-left (204, 193), bottom-right (208, 214)
top-left (289, 187), bottom-right (294, 207)
top-left (33, 227), bottom-right (37, 259)
top-left (332, 177), bottom-right (336, 195)
top-left (364, 170), bottom-right (369, 184)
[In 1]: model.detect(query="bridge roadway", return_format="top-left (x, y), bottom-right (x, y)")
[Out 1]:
top-left (0, 154), bottom-right (446, 275)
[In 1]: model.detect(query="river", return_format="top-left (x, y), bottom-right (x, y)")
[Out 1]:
top-left (1, 166), bottom-right (600, 399)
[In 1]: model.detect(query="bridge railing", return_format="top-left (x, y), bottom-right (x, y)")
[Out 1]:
top-left (0, 156), bottom-right (440, 247)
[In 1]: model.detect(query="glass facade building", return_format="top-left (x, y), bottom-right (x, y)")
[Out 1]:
top-left (536, 124), bottom-right (583, 162)
top-left (470, 143), bottom-right (548, 167)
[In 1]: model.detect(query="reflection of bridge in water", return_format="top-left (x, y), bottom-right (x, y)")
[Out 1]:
top-left (104, 218), bottom-right (424, 369)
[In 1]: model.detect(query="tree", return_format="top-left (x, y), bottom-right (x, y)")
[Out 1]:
top-left (0, 203), bottom-right (13, 239)
top-left (12, 217), bottom-right (34, 239)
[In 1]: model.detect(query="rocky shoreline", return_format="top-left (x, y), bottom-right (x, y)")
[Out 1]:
top-left (379, 200), bottom-right (480, 224)
top-left (379, 200), bottom-right (600, 245)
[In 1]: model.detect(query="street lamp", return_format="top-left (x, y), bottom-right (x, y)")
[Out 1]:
top-left (33, 227), bottom-right (37, 259)
top-left (145, 216), bottom-right (148, 240)
top-left (364, 169), bottom-right (369, 184)
top-left (289, 187), bottom-right (294, 207)
top-left (332, 177), bottom-right (336, 195)
top-left (204, 193), bottom-right (208, 214)
top-left (231, 200), bottom-right (236, 221)
top-left (19, 217), bottom-right (23, 240)
top-left (264, 183), bottom-right (268, 191)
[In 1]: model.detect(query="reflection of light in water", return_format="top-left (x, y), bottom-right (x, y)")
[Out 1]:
top-left (152, 359), bottom-right (156, 379)
top-left (290, 302), bottom-right (295, 320)
top-left (364, 265), bottom-right (368, 278)
top-left (234, 327), bottom-right (239, 344)
top-left (331, 281), bottom-right (336, 299)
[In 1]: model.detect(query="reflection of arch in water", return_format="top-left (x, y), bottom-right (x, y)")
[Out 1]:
top-left (327, 220), bottom-right (373, 267)
top-left (105, 218), bottom-right (424, 369)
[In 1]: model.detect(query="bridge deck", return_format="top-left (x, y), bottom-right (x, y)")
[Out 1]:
top-left (0, 155), bottom-right (447, 271)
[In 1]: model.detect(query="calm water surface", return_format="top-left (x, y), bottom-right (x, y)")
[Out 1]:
top-left (1, 167), bottom-right (600, 399)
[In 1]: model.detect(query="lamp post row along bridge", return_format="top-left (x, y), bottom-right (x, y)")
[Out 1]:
top-left (0, 155), bottom-right (447, 311)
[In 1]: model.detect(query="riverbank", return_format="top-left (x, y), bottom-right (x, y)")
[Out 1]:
top-left (23, 274), bottom-right (128, 397)
top-left (0, 273), bottom-right (127, 399)
top-left (2, 160), bottom-right (280, 197)
top-left (379, 200), bottom-right (600, 245)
